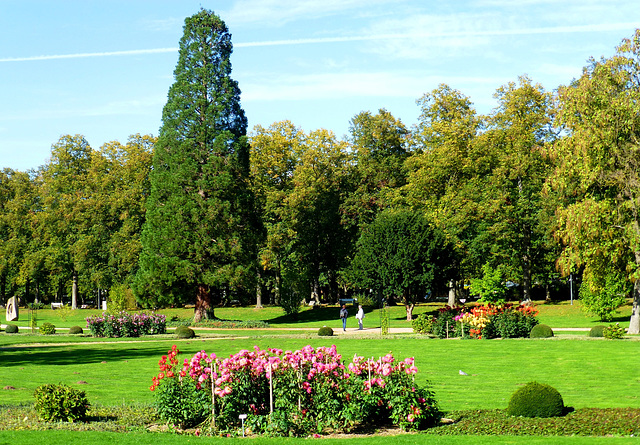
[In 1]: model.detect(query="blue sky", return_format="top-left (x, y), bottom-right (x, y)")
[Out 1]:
top-left (0, 0), bottom-right (638, 171)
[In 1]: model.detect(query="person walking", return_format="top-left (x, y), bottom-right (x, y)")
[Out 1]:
top-left (356, 304), bottom-right (365, 330)
top-left (339, 304), bottom-right (348, 331)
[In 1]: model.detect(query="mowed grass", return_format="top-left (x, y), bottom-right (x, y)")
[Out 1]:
top-left (1, 336), bottom-right (638, 411)
top-left (3, 298), bottom-right (633, 331)
top-left (1, 430), bottom-right (639, 445)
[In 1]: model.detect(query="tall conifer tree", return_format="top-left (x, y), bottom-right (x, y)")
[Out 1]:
top-left (135, 9), bottom-right (250, 321)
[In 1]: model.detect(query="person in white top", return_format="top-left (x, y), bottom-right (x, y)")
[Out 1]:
top-left (356, 304), bottom-right (365, 330)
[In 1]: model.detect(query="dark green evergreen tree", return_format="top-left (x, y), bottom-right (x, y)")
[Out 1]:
top-left (349, 209), bottom-right (457, 321)
top-left (134, 9), bottom-right (251, 321)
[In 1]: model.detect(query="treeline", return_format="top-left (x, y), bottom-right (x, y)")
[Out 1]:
top-left (0, 14), bottom-right (638, 332)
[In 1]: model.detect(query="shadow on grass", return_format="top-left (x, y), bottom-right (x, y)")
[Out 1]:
top-left (0, 342), bottom-right (171, 368)
top-left (265, 306), bottom-right (344, 326)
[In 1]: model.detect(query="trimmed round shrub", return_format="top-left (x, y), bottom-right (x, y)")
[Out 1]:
top-left (34, 383), bottom-right (90, 422)
top-left (588, 325), bottom-right (606, 338)
top-left (175, 325), bottom-right (195, 339)
top-left (507, 381), bottom-right (564, 418)
top-left (318, 326), bottom-right (334, 336)
top-left (40, 322), bottom-right (56, 335)
top-left (68, 326), bottom-right (84, 335)
top-left (5, 324), bottom-right (18, 334)
top-left (530, 324), bottom-right (553, 338)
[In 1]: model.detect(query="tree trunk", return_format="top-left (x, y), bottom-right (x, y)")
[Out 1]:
top-left (447, 280), bottom-right (457, 307)
top-left (629, 252), bottom-right (640, 334)
top-left (405, 303), bottom-right (414, 321)
top-left (255, 267), bottom-right (264, 309)
top-left (71, 271), bottom-right (78, 310)
top-left (311, 277), bottom-right (320, 304)
top-left (194, 284), bottom-right (214, 323)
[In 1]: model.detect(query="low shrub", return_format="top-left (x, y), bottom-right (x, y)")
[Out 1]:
top-left (5, 324), bottom-right (18, 334)
top-left (412, 312), bottom-right (435, 334)
top-left (530, 324), bottom-right (554, 338)
top-left (317, 326), bottom-right (334, 336)
top-left (39, 322), bottom-right (56, 335)
top-left (588, 325), bottom-right (606, 337)
top-left (174, 325), bottom-right (195, 339)
top-left (33, 383), bottom-right (90, 422)
top-left (68, 325), bottom-right (84, 335)
top-left (603, 323), bottom-right (626, 339)
top-left (506, 381), bottom-right (564, 418)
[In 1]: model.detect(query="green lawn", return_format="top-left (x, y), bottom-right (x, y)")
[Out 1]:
top-left (1, 336), bottom-right (638, 411)
top-left (3, 298), bottom-right (633, 332)
top-left (0, 430), bottom-right (639, 445)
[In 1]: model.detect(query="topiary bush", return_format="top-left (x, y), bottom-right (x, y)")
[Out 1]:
top-left (588, 325), bottom-right (606, 338)
top-left (39, 322), bottom-right (56, 335)
top-left (175, 325), bottom-right (195, 339)
top-left (68, 325), bottom-right (84, 335)
top-left (34, 383), bottom-right (90, 422)
top-left (5, 324), bottom-right (18, 334)
top-left (530, 324), bottom-right (553, 338)
top-left (317, 326), bottom-right (334, 336)
top-left (507, 381), bottom-right (565, 418)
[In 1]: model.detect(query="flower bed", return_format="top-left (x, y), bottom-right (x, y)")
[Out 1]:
top-left (413, 304), bottom-right (539, 339)
top-left (150, 344), bottom-right (441, 436)
top-left (86, 311), bottom-right (166, 337)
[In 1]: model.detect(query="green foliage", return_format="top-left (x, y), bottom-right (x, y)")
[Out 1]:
top-left (489, 306), bottom-right (539, 338)
top-left (425, 408), bottom-right (640, 436)
top-left (412, 312), bottom-right (435, 334)
top-left (578, 271), bottom-right (628, 322)
top-left (109, 283), bottom-right (137, 312)
top-left (134, 9), bottom-right (251, 319)
top-left (380, 306), bottom-right (390, 335)
top-left (350, 209), bottom-right (457, 319)
top-left (174, 326), bottom-right (195, 339)
top-left (469, 263), bottom-right (508, 304)
top-left (588, 325), bottom-right (606, 337)
top-left (431, 306), bottom-right (463, 338)
top-left (317, 326), bottom-right (334, 336)
top-left (154, 374), bottom-right (209, 428)
top-left (506, 381), bottom-right (564, 418)
top-left (39, 322), bottom-right (56, 335)
top-left (5, 324), bottom-right (18, 334)
top-left (29, 312), bottom-right (38, 332)
top-left (530, 324), bottom-right (554, 338)
top-left (68, 325), bottom-right (84, 334)
top-left (56, 304), bottom-right (72, 322)
top-left (33, 383), bottom-right (90, 422)
top-left (603, 323), bottom-right (626, 339)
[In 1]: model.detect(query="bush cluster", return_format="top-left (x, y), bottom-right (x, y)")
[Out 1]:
top-left (33, 383), bottom-right (90, 422)
top-left (588, 325), bottom-right (606, 337)
top-left (68, 326), bottom-right (84, 334)
top-left (39, 322), bottom-right (56, 335)
top-left (168, 317), bottom-right (270, 329)
top-left (5, 324), bottom-right (18, 334)
top-left (603, 323), bottom-right (626, 339)
top-left (85, 311), bottom-right (166, 337)
top-left (415, 304), bottom-right (539, 339)
top-left (530, 324), bottom-right (554, 338)
top-left (507, 382), bottom-right (564, 418)
top-left (317, 326), bottom-right (334, 336)
top-left (151, 345), bottom-right (441, 436)
top-left (174, 326), bottom-right (195, 339)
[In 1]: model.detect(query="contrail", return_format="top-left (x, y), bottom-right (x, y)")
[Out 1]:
top-left (1, 22), bottom-right (635, 63)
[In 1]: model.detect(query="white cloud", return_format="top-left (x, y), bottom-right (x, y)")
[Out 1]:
top-left (222, 0), bottom-right (394, 27)
top-left (241, 71), bottom-right (504, 102)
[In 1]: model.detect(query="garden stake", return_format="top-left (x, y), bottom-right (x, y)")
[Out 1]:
top-left (211, 361), bottom-right (217, 429)
top-left (269, 361), bottom-right (274, 414)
